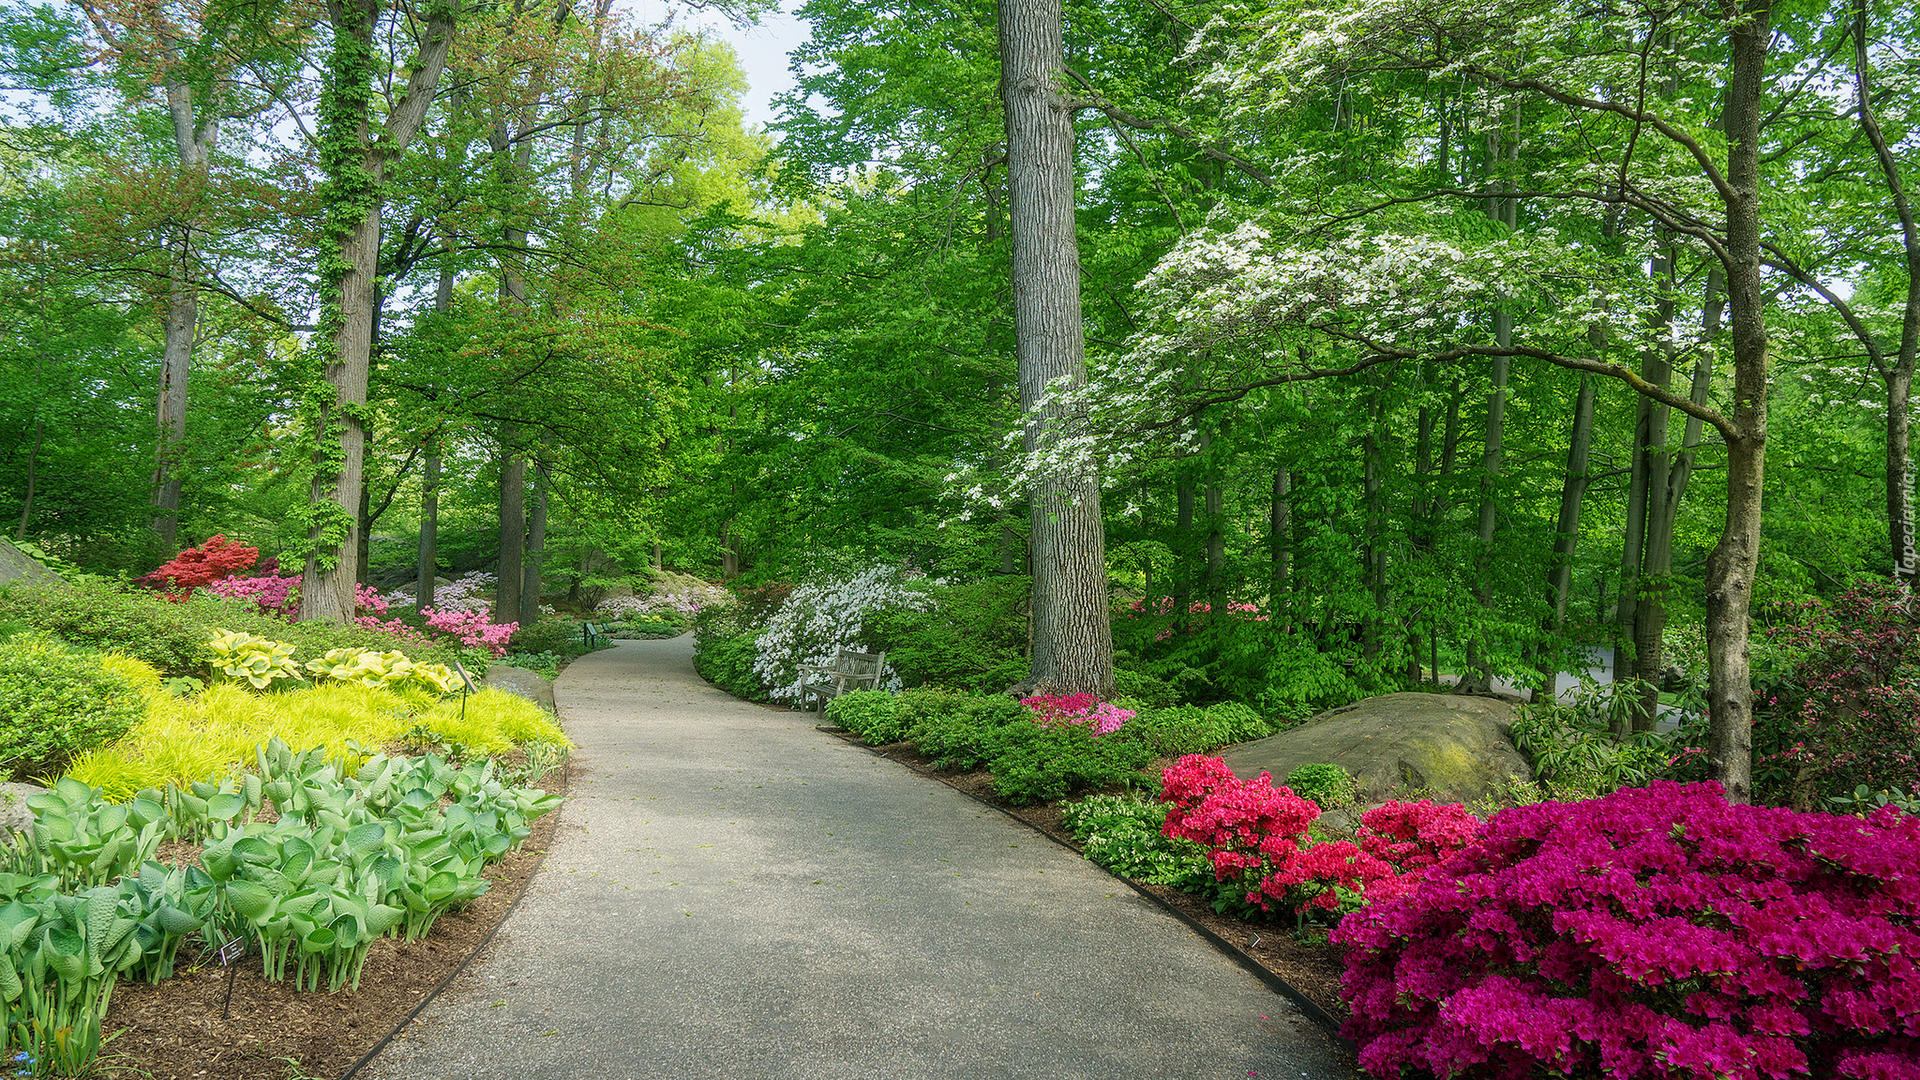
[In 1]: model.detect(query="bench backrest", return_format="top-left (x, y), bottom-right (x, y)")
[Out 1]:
top-left (835, 650), bottom-right (885, 677)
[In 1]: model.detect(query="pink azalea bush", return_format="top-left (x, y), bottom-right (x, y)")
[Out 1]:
top-left (1158, 755), bottom-right (1475, 914)
top-left (419, 605), bottom-right (517, 656)
top-left (206, 573), bottom-right (303, 618)
top-left (1020, 693), bottom-right (1135, 735)
top-left (1333, 781), bottom-right (1920, 1080)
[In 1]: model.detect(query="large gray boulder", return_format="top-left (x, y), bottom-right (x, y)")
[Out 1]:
top-left (483, 665), bottom-right (556, 712)
top-left (0, 783), bottom-right (46, 836)
top-left (0, 539), bottom-right (59, 587)
top-left (1220, 692), bottom-right (1530, 807)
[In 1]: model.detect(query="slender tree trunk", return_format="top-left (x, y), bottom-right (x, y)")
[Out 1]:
top-left (1362, 373), bottom-right (1388, 664)
top-left (498, 440), bottom-right (525, 622)
top-left (1269, 468), bottom-right (1291, 624)
top-left (417, 443), bottom-right (439, 610)
top-left (152, 77), bottom-right (214, 551)
top-left (1536, 373), bottom-right (1596, 701)
top-left (998, 0), bottom-right (1114, 695)
top-left (1703, 0), bottom-right (1773, 804)
top-left (521, 456), bottom-right (548, 626)
top-left (16, 420), bottom-right (42, 542)
top-left (1173, 477), bottom-right (1195, 618)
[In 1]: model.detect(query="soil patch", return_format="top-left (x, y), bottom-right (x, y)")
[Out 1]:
top-left (98, 766), bottom-right (568, 1080)
top-left (828, 730), bottom-right (1349, 1024)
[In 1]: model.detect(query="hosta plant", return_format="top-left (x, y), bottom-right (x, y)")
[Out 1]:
top-left (205, 630), bottom-right (301, 689)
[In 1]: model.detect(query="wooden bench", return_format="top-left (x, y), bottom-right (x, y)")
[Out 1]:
top-left (582, 621), bottom-right (611, 648)
top-left (798, 649), bottom-right (888, 715)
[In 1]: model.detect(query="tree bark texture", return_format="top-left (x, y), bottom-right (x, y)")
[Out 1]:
top-left (417, 443), bottom-right (439, 611)
top-left (1537, 373), bottom-right (1595, 700)
top-left (498, 440), bottom-right (525, 623)
top-left (1703, 0), bottom-right (1773, 805)
top-left (152, 77), bottom-right (215, 551)
top-left (998, 0), bottom-right (1114, 695)
top-left (521, 457), bottom-right (549, 626)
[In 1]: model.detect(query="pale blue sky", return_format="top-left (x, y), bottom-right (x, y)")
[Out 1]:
top-left (625, 0), bottom-right (809, 131)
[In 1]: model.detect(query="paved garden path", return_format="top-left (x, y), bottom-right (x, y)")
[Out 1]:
top-left (362, 637), bottom-right (1357, 1080)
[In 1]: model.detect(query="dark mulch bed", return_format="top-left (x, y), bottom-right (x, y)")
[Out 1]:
top-left (99, 766), bottom-right (568, 1080)
top-left (822, 729), bottom-right (1351, 1024)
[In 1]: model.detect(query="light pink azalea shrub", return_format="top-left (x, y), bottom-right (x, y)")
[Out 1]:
top-left (1333, 780), bottom-right (1920, 1080)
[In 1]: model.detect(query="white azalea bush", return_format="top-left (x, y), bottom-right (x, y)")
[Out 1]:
top-left (751, 566), bottom-right (933, 704)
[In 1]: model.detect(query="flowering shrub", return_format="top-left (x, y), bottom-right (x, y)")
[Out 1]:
top-left (1754, 579), bottom-right (1920, 806)
top-left (1020, 693), bottom-right (1135, 735)
top-left (206, 573), bottom-right (302, 618)
top-left (752, 566), bottom-right (931, 703)
top-left (598, 581), bottom-right (731, 622)
top-left (136, 535), bottom-right (259, 597)
top-left (1159, 755), bottom-right (1476, 915)
top-left (1119, 596), bottom-right (1271, 641)
top-left (384, 571), bottom-right (497, 615)
top-left (419, 605), bottom-right (517, 656)
top-left (1333, 781), bottom-right (1920, 1080)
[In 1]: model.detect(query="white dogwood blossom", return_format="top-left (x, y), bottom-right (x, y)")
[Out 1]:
top-left (751, 565), bottom-right (933, 704)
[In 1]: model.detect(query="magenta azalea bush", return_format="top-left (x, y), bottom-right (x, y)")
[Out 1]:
top-left (1020, 693), bottom-right (1135, 735)
top-left (1333, 781), bottom-right (1920, 1080)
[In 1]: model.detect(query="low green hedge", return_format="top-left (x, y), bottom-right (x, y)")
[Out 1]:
top-left (0, 634), bottom-right (145, 781)
top-left (826, 690), bottom-right (1279, 805)
top-left (693, 629), bottom-right (765, 702)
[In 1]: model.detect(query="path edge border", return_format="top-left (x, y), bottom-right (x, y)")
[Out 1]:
top-left (819, 725), bottom-right (1351, 1044)
top-left (337, 756), bottom-right (572, 1080)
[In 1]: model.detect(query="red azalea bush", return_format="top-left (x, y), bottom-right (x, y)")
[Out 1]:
top-left (1333, 781), bottom-right (1920, 1080)
top-left (1159, 754), bottom-right (1476, 915)
top-left (136, 535), bottom-right (259, 597)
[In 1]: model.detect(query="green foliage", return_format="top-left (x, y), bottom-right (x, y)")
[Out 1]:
top-left (823, 690), bottom-right (907, 743)
top-left (304, 647), bottom-right (462, 694)
top-left (0, 635), bottom-right (145, 781)
top-left (506, 619), bottom-right (580, 656)
top-left (498, 651), bottom-right (560, 679)
top-left (1511, 691), bottom-right (1685, 798)
top-left (1060, 793), bottom-right (1210, 888)
top-left (1112, 667), bottom-right (1180, 709)
top-left (0, 581), bottom-right (462, 677)
top-left (986, 723), bottom-right (1156, 805)
top-left (903, 692), bottom-right (1028, 770)
top-left (692, 630), bottom-right (765, 702)
top-left (866, 578), bottom-right (1030, 692)
top-left (1284, 763), bottom-right (1357, 810)
top-left (1110, 703), bottom-right (1277, 760)
top-left (2, 778), bottom-right (164, 890)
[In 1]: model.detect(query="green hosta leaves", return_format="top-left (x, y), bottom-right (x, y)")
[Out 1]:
top-left (205, 630), bottom-right (302, 689)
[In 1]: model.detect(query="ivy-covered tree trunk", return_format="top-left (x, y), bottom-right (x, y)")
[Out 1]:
top-left (299, 0), bottom-right (454, 622)
top-left (997, 0), bottom-right (1114, 696)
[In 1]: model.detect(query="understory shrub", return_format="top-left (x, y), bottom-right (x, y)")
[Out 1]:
top-left (693, 630), bottom-right (765, 702)
top-left (825, 690), bottom-right (908, 742)
top-left (1334, 781), bottom-right (1920, 1080)
top-left (1116, 702), bottom-right (1276, 758)
top-left (903, 692), bottom-right (1027, 769)
top-left (752, 565), bottom-right (931, 703)
top-left (865, 577), bottom-right (1030, 692)
top-left (1061, 792), bottom-right (1210, 887)
top-left (1286, 763), bottom-right (1357, 809)
top-left (0, 581), bottom-right (468, 676)
top-left (0, 635), bottom-right (146, 781)
top-left (988, 722), bottom-right (1155, 803)
top-left (507, 618), bottom-right (583, 656)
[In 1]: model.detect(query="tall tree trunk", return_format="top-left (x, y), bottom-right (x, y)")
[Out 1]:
top-left (356, 482), bottom-right (372, 588)
top-left (300, 0), bottom-right (452, 622)
top-left (1269, 468), bottom-right (1291, 625)
top-left (152, 77), bottom-right (214, 551)
top-left (1362, 372), bottom-right (1388, 664)
top-left (1462, 348), bottom-right (1509, 691)
top-left (417, 442), bottom-right (439, 610)
top-left (1173, 477), bottom-right (1195, 618)
top-left (1628, 244), bottom-right (1680, 729)
top-left (521, 456), bottom-right (548, 626)
top-left (16, 420), bottom-right (42, 542)
top-left (1536, 373), bottom-right (1596, 701)
top-left (497, 439), bottom-right (525, 622)
top-left (1703, 0), bottom-right (1773, 805)
top-left (998, 0), bottom-right (1114, 695)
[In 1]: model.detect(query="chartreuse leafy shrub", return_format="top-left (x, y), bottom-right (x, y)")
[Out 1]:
top-left (0, 580), bottom-right (469, 677)
top-left (1334, 781), bottom-right (1920, 1080)
top-left (63, 677), bottom-right (567, 799)
top-left (206, 629), bottom-right (302, 689)
top-left (304, 647), bottom-right (462, 694)
top-left (1285, 763), bottom-right (1357, 810)
top-left (1061, 793), bottom-right (1209, 887)
top-left (0, 635), bottom-right (146, 782)
top-left (1160, 755), bottom-right (1477, 917)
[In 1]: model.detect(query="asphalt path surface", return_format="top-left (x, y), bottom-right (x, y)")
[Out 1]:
top-left (361, 636), bottom-right (1357, 1080)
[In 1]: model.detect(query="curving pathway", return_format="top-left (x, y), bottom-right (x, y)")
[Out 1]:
top-left (361, 637), bottom-right (1357, 1080)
